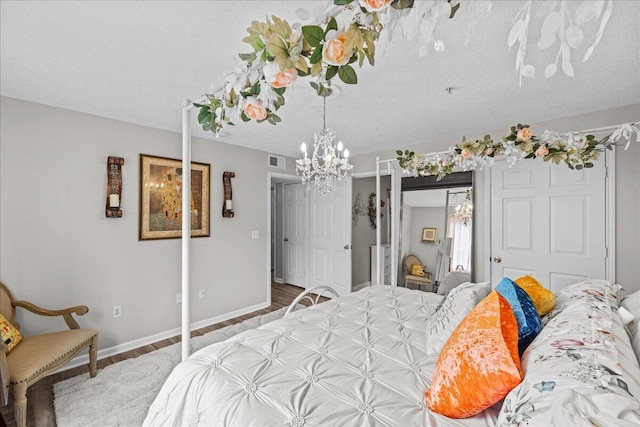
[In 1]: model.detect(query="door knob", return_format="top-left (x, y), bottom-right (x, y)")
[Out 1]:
top-left (284, 238), bottom-right (289, 242)
top-left (344, 244), bottom-right (352, 249)
top-left (493, 256), bottom-right (502, 263)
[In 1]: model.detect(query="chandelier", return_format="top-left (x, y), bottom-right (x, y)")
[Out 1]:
top-left (455, 189), bottom-right (473, 226)
top-left (296, 92), bottom-right (353, 196)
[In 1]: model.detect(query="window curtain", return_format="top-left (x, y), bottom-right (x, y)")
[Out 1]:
top-left (447, 215), bottom-right (472, 272)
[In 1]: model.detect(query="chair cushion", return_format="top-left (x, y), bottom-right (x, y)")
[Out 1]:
top-left (0, 314), bottom-right (22, 352)
top-left (410, 264), bottom-right (426, 277)
top-left (406, 274), bottom-right (431, 284)
top-left (7, 329), bottom-right (97, 384)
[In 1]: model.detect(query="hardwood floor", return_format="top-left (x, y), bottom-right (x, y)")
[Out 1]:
top-left (1, 281), bottom-right (314, 427)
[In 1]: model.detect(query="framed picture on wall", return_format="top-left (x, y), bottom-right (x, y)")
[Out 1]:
top-left (421, 227), bottom-right (437, 243)
top-left (139, 154), bottom-right (210, 240)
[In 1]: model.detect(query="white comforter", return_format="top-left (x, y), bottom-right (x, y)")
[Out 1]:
top-left (143, 286), bottom-right (500, 427)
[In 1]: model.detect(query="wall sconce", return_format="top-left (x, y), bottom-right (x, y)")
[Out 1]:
top-left (106, 156), bottom-right (124, 218)
top-left (222, 171), bottom-right (235, 218)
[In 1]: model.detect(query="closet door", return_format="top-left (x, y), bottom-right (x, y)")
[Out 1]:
top-left (490, 158), bottom-right (607, 293)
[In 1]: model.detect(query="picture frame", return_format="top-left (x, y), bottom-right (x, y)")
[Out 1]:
top-left (421, 227), bottom-right (437, 243)
top-left (139, 154), bottom-right (210, 240)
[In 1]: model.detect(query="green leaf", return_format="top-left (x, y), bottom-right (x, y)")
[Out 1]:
top-left (391, 0), bottom-right (414, 9)
top-left (297, 68), bottom-right (311, 77)
top-left (309, 46), bottom-right (323, 64)
top-left (302, 25), bottom-right (324, 48)
top-left (326, 17), bottom-right (338, 34)
top-left (334, 0), bottom-right (354, 5)
top-left (396, 150), bottom-right (403, 156)
top-left (325, 65), bottom-right (339, 81)
top-left (310, 82), bottom-right (319, 91)
top-left (271, 114), bottom-right (282, 123)
top-left (197, 107), bottom-right (211, 124)
top-left (584, 163), bottom-right (594, 168)
top-left (241, 112), bottom-right (250, 122)
top-left (238, 52), bottom-right (257, 62)
top-left (338, 64), bottom-right (357, 84)
top-left (449, 2), bottom-right (460, 18)
top-left (250, 82), bottom-right (260, 95)
top-left (273, 87), bottom-right (286, 96)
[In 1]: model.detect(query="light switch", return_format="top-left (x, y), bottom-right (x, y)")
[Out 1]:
top-left (252, 230), bottom-right (259, 239)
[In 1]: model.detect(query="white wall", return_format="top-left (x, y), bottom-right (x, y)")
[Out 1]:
top-left (0, 96), bottom-right (296, 349)
top-left (352, 104), bottom-right (640, 296)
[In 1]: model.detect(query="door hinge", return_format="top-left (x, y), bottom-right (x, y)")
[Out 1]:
top-left (605, 246), bottom-right (608, 258)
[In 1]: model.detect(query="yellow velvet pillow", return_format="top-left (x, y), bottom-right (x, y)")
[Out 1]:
top-left (514, 275), bottom-right (555, 316)
top-left (411, 264), bottom-right (425, 277)
top-left (426, 291), bottom-right (523, 418)
top-left (0, 313), bottom-right (22, 352)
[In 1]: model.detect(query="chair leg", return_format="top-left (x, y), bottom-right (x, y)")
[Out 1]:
top-left (13, 382), bottom-right (27, 427)
top-left (89, 335), bottom-right (98, 378)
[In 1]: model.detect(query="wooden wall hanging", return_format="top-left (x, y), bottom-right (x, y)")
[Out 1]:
top-left (222, 171), bottom-right (235, 218)
top-left (106, 156), bottom-right (124, 218)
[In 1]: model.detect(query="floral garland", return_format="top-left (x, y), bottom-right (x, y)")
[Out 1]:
top-left (396, 123), bottom-right (640, 179)
top-left (194, 0), bottom-right (462, 134)
top-left (192, 1), bottom-right (617, 136)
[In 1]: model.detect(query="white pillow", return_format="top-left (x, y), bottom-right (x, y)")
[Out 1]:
top-left (620, 289), bottom-right (640, 366)
top-left (436, 271), bottom-right (471, 296)
top-left (425, 281), bottom-right (491, 357)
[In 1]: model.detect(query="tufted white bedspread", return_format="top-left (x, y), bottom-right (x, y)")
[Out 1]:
top-left (143, 286), bottom-right (501, 427)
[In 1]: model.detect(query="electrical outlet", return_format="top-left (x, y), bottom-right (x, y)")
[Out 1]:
top-left (198, 289), bottom-right (205, 300)
top-left (113, 305), bottom-right (122, 318)
top-left (252, 230), bottom-right (259, 239)
top-left (176, 292), bottom-right (182, 304)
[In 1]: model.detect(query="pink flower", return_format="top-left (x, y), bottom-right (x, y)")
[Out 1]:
top-left (323, 30), bottom-right (351, 66)
top-left (242, 97), bottom-right (267, 121)
top-left (461, 149), bottom-right (473, 159)
top-left (535, 145), bottom-right (549, 158)
top-left (516, 127), bottom-right (532, 141)
top-left (358, 0), bottom-right (392, 12)
top-left (263, 61), bottom-right (297, 88)
top-left (484, 147), bottom-right (493, 155)
top-left (551, 338), bottom-right (584, 349)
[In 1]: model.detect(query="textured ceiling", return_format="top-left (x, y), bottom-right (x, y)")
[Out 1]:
top-left (2, 1), bottom-right (639, 158)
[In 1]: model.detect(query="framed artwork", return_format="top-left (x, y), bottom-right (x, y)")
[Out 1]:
top-left (421, 227), bottom-right (437, 243)
top-left (139, 154), bottom-right (210, 240)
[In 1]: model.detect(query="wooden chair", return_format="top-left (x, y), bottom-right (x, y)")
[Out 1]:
top-left (0, 282), bottom-right (98, 427)
top-left (402, 254), bottom-right (433, 292)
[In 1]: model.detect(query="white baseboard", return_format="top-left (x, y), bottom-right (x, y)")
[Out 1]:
top-left (352, 281), bottom-right (371, 292)
top-left (273, 277), bottom-right (285, 284)
top-left (56, 300), bottom-right (270, 374)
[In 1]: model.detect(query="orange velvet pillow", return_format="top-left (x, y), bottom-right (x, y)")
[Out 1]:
top-left (514, 275), bottom-right (555, 316)
top-left (425, 291), bottom-right (523, 418)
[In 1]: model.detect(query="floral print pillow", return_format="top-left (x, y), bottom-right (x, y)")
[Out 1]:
top-left (496, 281), bottom-right (640, 426)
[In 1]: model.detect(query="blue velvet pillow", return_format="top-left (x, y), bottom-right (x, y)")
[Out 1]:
top-left (495, 277), bottom-right (542, 355)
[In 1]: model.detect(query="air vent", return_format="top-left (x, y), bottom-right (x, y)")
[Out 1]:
top-left (268, 154), bottom-right (286, 169)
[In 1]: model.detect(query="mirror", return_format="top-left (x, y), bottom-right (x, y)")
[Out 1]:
top-left (397, 172), bottom-right (474, 291)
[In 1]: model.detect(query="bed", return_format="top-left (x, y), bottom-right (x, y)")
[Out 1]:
top-left (143, 280), bottom-right (640, 426)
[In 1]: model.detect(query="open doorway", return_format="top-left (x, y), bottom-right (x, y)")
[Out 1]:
top-left (268, 173), bottom-right (303, 288)
top-left (352, 172), bottom-right (393, 291)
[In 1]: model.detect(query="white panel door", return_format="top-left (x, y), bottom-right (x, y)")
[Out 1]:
top-left (284, 183), bottom-right (307, 287)
top-left (490, 159), bottom-right (607, 293)
top-left (309, 178), bottom-right (352, 296)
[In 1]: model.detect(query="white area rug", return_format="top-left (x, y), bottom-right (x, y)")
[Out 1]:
top-left (53, 308), bottom-right (287, 427)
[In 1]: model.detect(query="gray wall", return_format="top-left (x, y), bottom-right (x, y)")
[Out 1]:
top-left (352, 104), bottom-right (640, 297)
top-left (351, 175), bottom-right (390, 287)
top-left (0, 96), bottom-right (296, 349)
